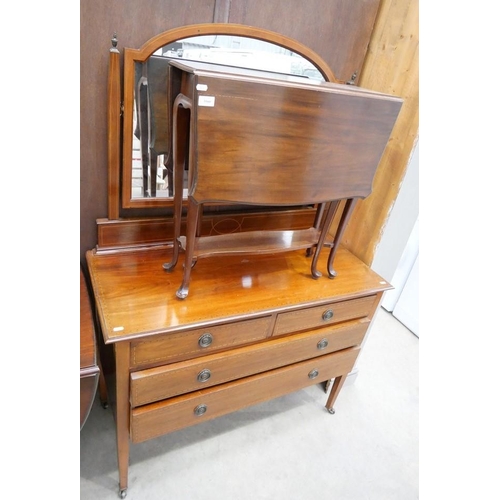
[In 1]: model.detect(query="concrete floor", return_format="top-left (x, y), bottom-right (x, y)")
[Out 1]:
top-left (80, 308), bottom-right (418, 500)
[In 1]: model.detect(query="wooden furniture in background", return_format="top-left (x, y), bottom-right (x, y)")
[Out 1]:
top-left (80, 269), bottom-right (102, 429)
top-left (164, 60), bottom-right (402, 298)
top-left (87, 245), bottom-right (391, 497)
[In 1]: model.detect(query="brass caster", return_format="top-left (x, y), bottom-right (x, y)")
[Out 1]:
top-left (327, 408), bottom-right (336, 415)
top-left (119, 488), bottom-right (127, 498)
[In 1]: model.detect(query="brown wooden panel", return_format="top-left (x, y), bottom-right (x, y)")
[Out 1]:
top-left (80, 269), bottom-right (97, 369)
top-left (96, 208), bottom-right (317, 251)
top-left (274, 295), bottom-right (377, 336)
top-left (130, 316), bottom-right (272, 368)
top-left (130, 319), bottom-right (368, 406)
top-left (81, 374), bottom-right (99, 428)
top-left (227, 0), bottom-right (381, 83)
top-left (186, 66), bottom-right (402, 204)
top-left (131, 348), bottom-right (359, 442)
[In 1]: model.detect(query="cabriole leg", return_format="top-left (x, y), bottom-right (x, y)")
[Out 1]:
top-left (327, 198), bottom-right (356, 278)
top-left (310, 200), bottom-right (340, 279)
top-left (176, 198), bottom-right (200, 299)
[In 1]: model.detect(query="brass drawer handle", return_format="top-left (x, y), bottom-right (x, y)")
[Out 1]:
top-left (308, 369), bottom-right (319, 380)
top-left (317, 338), bottom-right (329, 350)
top-left (194, 404), bottom-right (207, 416)
top-left (322, 309), bottom-right (334, 321)
top-left (198, 333), bottom-right (213, 348)
top-left (197, 369), bottom-right (212, 383)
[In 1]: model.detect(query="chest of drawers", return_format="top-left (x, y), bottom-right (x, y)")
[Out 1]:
top-left (87, 245), bottom-right (390, 498)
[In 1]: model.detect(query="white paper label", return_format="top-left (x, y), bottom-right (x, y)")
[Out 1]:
top-left (196, 83), bottom-right (208, 91)
top-left (198, 95), bottom-right (215, 107)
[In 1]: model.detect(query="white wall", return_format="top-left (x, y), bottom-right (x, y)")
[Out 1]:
top-left (371, 138), bottom-right (419, 332)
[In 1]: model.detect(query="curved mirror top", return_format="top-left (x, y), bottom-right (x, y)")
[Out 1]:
top-left (128, 34), bottom-right (326, 203)
top-left (160, 35), bottom-right (325, 81)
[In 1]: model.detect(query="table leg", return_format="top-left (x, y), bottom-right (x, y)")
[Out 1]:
top-left (176, 197), bottom-right (200, 299)
top-left (310, 200), bottom-right (340, 278)
top-left (327, 198), bottom-right (356, 278)
top-left (325, 373), bottom-right (348, 414)
top-left (114, 343), bottom-right (131, 497)
top-left (163, 95), bottom-right (192, 272)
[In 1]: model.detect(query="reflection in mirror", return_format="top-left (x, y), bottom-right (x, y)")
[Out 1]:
top-left (131, 35), bottom-right (326, 200)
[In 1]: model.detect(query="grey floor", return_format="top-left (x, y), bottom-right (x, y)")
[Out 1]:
top-left (80, 308), bottom-right (419, 500)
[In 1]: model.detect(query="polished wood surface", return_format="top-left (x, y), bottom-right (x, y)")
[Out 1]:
top-left (274, 295), bottom-right (376, 335)
top-left (130, 319), bottom-right (368, 406)
top-left (131, 347), bottom-right (360, 443)
top-left (80, 269), bottom-right (99, 429)
top-left (173, 60), bottom-right (402, 205)
top-left (107, 37), bottom-right (121, 220)
top-left (95, 207), bottom-right (317, 253)
top-left (87, 245), bottom-right (390, 343)
top-left (87, 244), bottom-right (390, 496)
top-left (130, 315), bottom-right (272, 368)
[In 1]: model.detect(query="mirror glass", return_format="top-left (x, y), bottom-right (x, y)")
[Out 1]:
top-left (131, 35), bottom-right (326, 200)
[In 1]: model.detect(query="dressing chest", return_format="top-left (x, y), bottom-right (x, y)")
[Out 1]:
top-left (87, 245), bottom-right (390, 497)
top-left (87, 23), bottom-right (400, 498)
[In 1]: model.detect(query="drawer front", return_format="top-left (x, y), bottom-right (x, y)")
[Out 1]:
top-left (273, 295), bottom-right (377, 336)
top-left (131, 347), bottom-right (359, 443)
top-left (130, 316), bottom-right (272, 368)
top-left (131, 319), bottom-right (368, 406)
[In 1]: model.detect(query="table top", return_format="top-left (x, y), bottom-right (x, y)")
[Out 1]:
top-left (87, 245), bottom-right (391, 344)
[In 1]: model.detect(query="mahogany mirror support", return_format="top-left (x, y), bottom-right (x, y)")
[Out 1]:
top-left (107, 34), bottom-right (121, 220)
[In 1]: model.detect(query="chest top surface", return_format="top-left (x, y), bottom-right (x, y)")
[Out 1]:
top-left (87, 246), bottom-right (391, 344)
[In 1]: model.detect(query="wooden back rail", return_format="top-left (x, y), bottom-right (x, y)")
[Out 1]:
top-left (163, 61), bottom-right (402, 299)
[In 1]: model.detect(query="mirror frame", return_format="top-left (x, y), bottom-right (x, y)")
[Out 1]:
top-left (119, 23), bottom-right (339, 209)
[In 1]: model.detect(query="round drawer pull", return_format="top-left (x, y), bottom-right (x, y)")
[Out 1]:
top-left (322, 309), bottom-right (334, 321)
top-left (317, 338), bottom-right (329, 350)
top-left (194, 404), bottom-right (208, 416)
top-left (308, 369), bottom-right (319, 380)
top-left (197, 369), bottom-right (212, 383)
top-left (198, 333), bottom-right (213, 348)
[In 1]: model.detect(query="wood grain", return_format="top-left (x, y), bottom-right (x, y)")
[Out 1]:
top-left (80, 268), bottom-right (99, 429)
top-left (131, 347), bottom-right (360, 443)
top-left (342, 0), bottom-right (419, 265)
top-left (86, 245), bottom-right (391, 344)
top-left (130, 319), bottom-right (368, 406)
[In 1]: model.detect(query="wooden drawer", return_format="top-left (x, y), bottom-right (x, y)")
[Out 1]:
top-left (131, 347), bottom-right (360, 443)
top-left (273, 295), bottom-right (377, 336)
top-left (130, 319), bottom-right (368, 406)
top-left (130, 316), bottom-right (272, 368)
